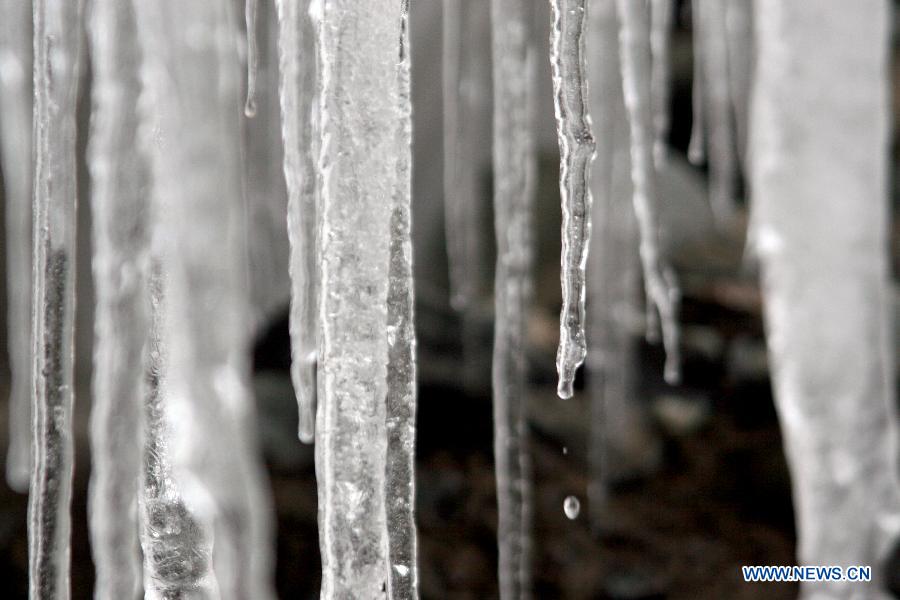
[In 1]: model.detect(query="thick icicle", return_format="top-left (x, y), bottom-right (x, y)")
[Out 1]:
top-left (132, 1), bottom-right (276, 597)
top-left (442, 0), bottom-right (491, 313)
top-left (649, 0), bottom-right (673, 166)
top-left (275, 0), bottom-right (318, 443)
top-left (314, 0), bottom-right (401, 596)
top-left (86, 0), bottom-right (147, 597)
top-left (0, 0), bottom-right (34, 493)
top-left (28, 0), bottom-right (84, 597)
top-left (490, 0), bottom-right (534, 595)
top-left (245, 0), bottom-right (259, 117)
top-left (751, 0), bottom-right (900, 595)
top-left (696, 0), bottom-right (737, 224)
top-left (385, 5), bottom-right (418, 597)
top-left (550, 0), bottom-right (596, 400)
top-left (615, 0), bottom-right (680, 384)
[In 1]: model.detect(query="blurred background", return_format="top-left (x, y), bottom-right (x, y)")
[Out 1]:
top-left (0, 1), bottom-right (898, 598)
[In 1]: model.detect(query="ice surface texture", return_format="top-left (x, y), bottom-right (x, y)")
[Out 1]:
top-left (751, 0), bottom-right (900, 595)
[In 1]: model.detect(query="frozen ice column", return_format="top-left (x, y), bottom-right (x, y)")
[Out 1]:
top-left (751, 0), bottom-right (900, 596)
top-left (314, 0), bottom-right (404, 596)
top-left (131, 0), bottom-right (276, 597)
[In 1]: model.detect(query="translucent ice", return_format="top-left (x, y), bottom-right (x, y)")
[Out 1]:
top-left (86, 0), bottom-right (148, 595)
top-left (615, 0), bottom-right (680, 384)
top-left (491, 0), bottom-right (535, 595)
top-left (313, 0), bottom-right (402, 596)
top-left (0, 0), bottom-right (33, 494)
top-left (28, 0), bottom-right (84, 596)
top-left (132, 1), bottom-right (276, 597)
top-left (385, 6), bottom-right (419, 597)
top-left (275, 0), bottom-right (318, 443)
top-left (751, 0), bottom-right (900, 594)
top-left (550, 0), bottom-right (596, 400)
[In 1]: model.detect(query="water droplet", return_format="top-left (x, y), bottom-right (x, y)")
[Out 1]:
top-left (563, 495), bottom-right (580, 520)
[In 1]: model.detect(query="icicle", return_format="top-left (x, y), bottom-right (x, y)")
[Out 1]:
top-left (276, 0), bottom-right (318, 443)
top-left (139, 264), bottom-right (219, 598)
top-left (696, 0), bottom-right (737, 224)
top-left (0, 0), bottom-right (34, 494)
top-left (724, 0), bottom-right (752, 170)
top-left (550, 0), bottom-right (596, 400)
top-left (314, 0), bottom-right (401, 596)
top-left (649, 0), bottom-right (673, 166)
top-left (86, 0), bottom-right (147, 596)
top-left (686, 0), bottom-right (705, 165)
top-left (490, 0), bottom-right (534, 595)
top-left (132, 1), bottom-right (276, 597)
top-left (615, 0), bottom-right (681, 384)
top-left (242, 0), bottom-right (291, 329)
top-left (751, 0), bottom-right (900, 594)
top-left (245, 0), bottom-right (259, 117)
top-left (385, 5), bottom-right (418, 597)
top-left (28, 0), bottom-right (84, 596)
top-left (442, 0), bottom-right (490, 313)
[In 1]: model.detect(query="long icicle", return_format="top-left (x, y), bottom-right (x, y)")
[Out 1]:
top-left (0, 0), bottom-right (34, 493)
top-left (314, 0), bottom-right (400, 595)
top-left (649, 0), bottom-right (674, 166)
top-left (551, 0), bottom-right (596, 400)
top-left (616, 0), bottom-right (681, 384)
top-left (28, 0), bottom-right (84, 597)
top-left (276, 0), bottom-right (318, 443)
top-left (86, 0), bottom-right (147, 596)
top-left (385, 4), bottom-right (418, 596)
top-left (491, 0), bottom-right (534, 595)
top-left (751, 0), bottom-right (900, 594)
top-left (132, 1), bottom-right (276, 597)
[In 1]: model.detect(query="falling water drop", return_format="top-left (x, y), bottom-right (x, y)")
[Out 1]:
top-left (564, 495), bottom-right (581, 520)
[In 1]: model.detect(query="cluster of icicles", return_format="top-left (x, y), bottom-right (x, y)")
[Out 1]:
top-left (0, 0), bottom-right (898, 598)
